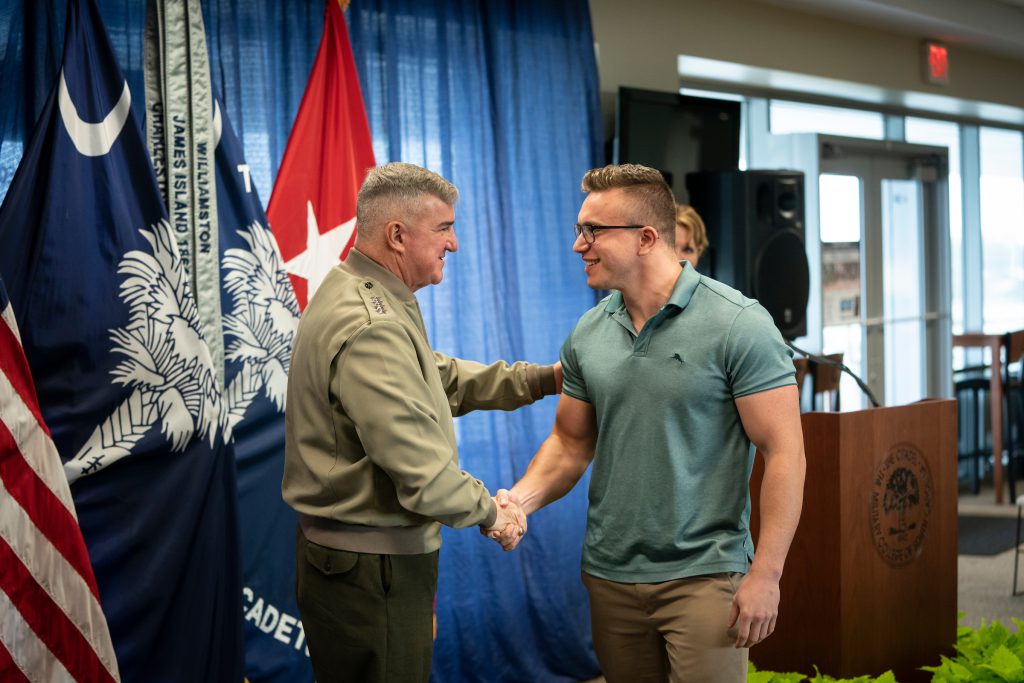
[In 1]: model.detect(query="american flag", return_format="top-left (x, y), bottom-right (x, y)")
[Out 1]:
top-left (0, 276), bottom-right (120, 682)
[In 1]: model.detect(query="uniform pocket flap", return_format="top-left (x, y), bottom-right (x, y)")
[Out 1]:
top-left (304, 542), bottom-right (359, 576)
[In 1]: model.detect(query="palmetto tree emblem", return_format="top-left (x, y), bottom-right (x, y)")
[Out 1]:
top-left (883, 467), bottom-right (920, 536)
top-left (65, 220), bottom-right (223, 483)
top-left (221, 222), bottom-right (299, 435)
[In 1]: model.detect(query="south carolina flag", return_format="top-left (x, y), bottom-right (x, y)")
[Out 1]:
top-left (0, 1), bottom-right (244, 680)
top-left (266, 0), bottom-right (376, 310)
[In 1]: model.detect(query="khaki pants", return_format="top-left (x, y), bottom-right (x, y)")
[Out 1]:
top-left (296, 529), bottom-right (438, 683)
top-left (582, 571), bottom-right (748, 683)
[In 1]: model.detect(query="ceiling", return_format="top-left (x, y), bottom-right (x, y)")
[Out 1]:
top-left (752, 0), bottom-right (1024, 60)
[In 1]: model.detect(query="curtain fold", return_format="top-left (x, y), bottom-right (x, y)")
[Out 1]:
top-left (0, 2), bottom-right (603, 680)
top-left (348, 3), bottom-right (603, 680)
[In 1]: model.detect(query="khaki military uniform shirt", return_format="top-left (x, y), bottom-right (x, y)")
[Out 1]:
top-left (283, 249), bottom-right (555, 554)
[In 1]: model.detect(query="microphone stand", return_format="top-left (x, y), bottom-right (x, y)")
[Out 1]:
top-left (786, 340), bottom-right (882, 409)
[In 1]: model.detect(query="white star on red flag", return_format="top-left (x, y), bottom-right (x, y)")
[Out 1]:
top-left (283, 201), bottom-right (356, 303)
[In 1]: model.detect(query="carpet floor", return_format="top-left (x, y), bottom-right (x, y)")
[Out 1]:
top-left (958, 514), bottom-right (1020, 555)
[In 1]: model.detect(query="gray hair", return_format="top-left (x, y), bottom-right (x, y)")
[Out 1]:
top-left (581, 164), bottom-right (676, 247)
top-left (356, 162), bottom-right (458, 235)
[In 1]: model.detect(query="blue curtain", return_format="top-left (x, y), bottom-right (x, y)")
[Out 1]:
top-left (0, 1), bottom-right (603, 681)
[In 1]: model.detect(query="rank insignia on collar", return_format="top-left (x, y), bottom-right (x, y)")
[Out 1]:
top-left (370, 296), bottom-right (386, 315)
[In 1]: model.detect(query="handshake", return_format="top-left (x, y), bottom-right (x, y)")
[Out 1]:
top-left (480, 489), bottom-right (527, 551)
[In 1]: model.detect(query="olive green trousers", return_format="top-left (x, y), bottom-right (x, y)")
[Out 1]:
top-left (296, 529), bottom-right (439, 683)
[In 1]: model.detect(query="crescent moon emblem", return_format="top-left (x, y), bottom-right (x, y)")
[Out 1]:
top-left (57, 68), bottom-right (132, 157)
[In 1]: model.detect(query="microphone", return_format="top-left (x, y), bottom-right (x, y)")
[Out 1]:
top-left (786, 340), bottom-right (881, 409)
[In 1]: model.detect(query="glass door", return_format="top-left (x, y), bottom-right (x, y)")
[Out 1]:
top-left (818, 137), bottom-right (951, 409)
top-left (819, 173), bottom-right (865, 409)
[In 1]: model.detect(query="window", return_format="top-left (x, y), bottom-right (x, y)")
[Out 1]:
top-left (819, 173), bottom-right (864, 408)
top-left (979, 128), bottom-right (1024, 334)
top-left (770, 100), bottom-right (884, 139)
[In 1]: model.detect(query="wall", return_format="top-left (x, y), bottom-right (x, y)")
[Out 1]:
top-left (588, 0), bottom-right (1024, 136)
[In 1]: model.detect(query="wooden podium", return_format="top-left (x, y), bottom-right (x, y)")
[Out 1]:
top-left (750, 400), bottom-right (958, 682)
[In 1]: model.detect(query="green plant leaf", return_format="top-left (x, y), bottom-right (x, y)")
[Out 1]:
top-left (946, 658), bottom-right (974, 680)
top-left (749, 618), bottom-right (1024, 683)
top-left (978, 644), bottom-right (1024, 681)
top-left (924, 656), bottom-right (973, 683)
top-left (746, 670), bottom-right (807, 683)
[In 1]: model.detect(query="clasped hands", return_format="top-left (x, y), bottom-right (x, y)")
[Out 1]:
top-left (480, 489), bottom-right (527, 551)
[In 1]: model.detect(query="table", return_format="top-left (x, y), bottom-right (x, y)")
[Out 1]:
top-left (952, 333), bottom-right (1006, 503)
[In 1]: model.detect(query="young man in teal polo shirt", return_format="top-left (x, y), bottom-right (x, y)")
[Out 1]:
top-left (505, 164), bottom-right (806, 682)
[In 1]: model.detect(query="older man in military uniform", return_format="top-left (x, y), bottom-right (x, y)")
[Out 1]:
top-left (282, 162), bottom-right (559, 683)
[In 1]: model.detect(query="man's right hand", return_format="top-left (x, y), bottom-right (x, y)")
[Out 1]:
top-left (482, 489), bottom-right (527, 551)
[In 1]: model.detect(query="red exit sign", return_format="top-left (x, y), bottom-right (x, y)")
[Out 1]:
top-left (923, 41), bottom-right (949, 86)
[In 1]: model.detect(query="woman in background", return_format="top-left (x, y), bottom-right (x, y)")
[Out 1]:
top-left (674, 203), bottom-right (708, 269)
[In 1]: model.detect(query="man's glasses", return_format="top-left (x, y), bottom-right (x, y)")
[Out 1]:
top-left (573, 224), bottom-right (643, 244)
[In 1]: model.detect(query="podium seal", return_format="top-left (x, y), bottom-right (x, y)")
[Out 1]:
top-left (869, 442), bottom-right (933, 566)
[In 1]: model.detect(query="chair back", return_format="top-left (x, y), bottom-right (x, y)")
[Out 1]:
top-left (1006, 330), bottom-right (1024, 368)
top-left (954, 374), bottom-right (992, 494)
top-left (1004, 330), bottom-right (1024, 501)
top-left (809, 353), bottom-right (843, 412)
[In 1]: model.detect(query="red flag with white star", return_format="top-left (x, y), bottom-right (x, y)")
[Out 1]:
top-left (267, 0), bottom-right (375, 310)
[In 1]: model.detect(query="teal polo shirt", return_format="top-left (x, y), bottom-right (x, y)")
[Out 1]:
top-left (560, 263), bottom-right (795, 583)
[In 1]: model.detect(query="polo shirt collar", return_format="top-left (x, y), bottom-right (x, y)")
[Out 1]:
top-left (341, 248), bottom-right (417, 303)
top-left (603, 261), bottom-right (701, 314)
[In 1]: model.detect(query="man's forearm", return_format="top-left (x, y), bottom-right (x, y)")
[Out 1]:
top-left (750, 448), bottom-right (805, 580)
top-left (510, 433), bottom-right (591, 515)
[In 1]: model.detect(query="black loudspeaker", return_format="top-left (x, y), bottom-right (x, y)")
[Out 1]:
top-left (685, 170), bottom-right (810, 340)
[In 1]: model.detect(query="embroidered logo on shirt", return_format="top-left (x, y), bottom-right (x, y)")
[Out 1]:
top-left (370, 296), bottom-right (386, 314)
top-left (671, 353), bottom-right (685, 365)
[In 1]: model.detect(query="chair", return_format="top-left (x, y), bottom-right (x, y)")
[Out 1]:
top-left (1003, 330), bottom-right (1024, 502)
top-left (809, 353), bottom-right (843, 412)
top-left (954, 374), bottom-right (992, 495)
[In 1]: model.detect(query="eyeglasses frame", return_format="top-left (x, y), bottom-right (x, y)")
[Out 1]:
top-left (573, 223), bottom-right (645, 244)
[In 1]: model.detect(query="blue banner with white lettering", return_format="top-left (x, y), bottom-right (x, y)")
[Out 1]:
top-left (213, 95), bottom-right (310, 681)
top-left (0, 1), bottom-right (244, 681)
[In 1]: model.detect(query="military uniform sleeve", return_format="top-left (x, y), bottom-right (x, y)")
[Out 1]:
top-left (434, 353), bottom-right (557, 417)
top-left (725, 304), bottom-right (797, 399)
top-left (335, 321), bottom-right (496, 529)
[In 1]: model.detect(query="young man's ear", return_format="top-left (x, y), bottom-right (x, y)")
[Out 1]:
top-left (638, 225), bottom-right (660, 253)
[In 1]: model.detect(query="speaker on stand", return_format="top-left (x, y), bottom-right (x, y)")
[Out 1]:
top-left (685, 170), bottom-right (810, 340)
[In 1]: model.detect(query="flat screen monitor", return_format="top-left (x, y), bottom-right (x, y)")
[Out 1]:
top-left (614, 87), bottom-right (741, 200)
